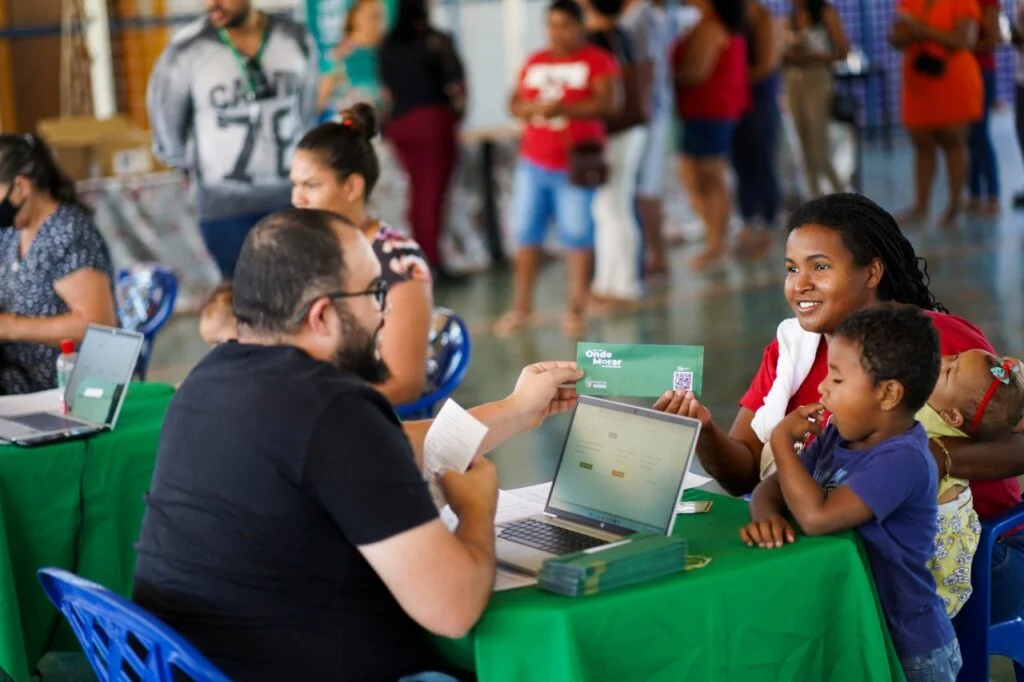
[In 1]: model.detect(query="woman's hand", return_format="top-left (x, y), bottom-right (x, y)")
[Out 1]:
top-left (653, 390), bottom-right (712, 427)
top-left (740, 514), bottom-right (796, 549)
top-left (771, 403), bottom-right (825, 450)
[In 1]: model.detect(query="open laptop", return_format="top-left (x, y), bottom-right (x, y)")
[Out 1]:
top-left (0, 325), bottom-right (144, 446)
top-left (496, 395), bottom-right (702, 576)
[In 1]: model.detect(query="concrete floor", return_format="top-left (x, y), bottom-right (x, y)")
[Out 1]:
top-left (144, 110), bottom-right (1024, 680)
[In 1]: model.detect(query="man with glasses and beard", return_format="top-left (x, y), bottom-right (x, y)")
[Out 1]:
top-left (147, 0), bottom-right (318, 279)
top-left (132, 208), bottom-right (584, 681)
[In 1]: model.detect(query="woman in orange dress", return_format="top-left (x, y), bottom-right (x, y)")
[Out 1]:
top-left (890, 0), bottom-right (982, 225)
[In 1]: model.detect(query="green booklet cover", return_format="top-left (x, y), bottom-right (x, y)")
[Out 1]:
top-left (576, 342), bottom-right (704, 398)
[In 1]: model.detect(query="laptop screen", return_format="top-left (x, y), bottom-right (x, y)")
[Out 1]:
top-left (65, 326), bottom-right (144, 427)
top-left (546, 397), bottom-right (700, 535)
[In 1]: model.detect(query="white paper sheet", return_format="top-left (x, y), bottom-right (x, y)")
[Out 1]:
top-left (682, 471), bottom-right (712, 492)
top-left (0, 389), bottom-right (61, 417)
top-left (495, 568), bottom-right (538, 591)
top-left (423, 400), bottom-right (489, 510)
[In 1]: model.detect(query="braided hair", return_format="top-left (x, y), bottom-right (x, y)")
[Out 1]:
top-left (785, 193), bottom-right (948, 313)
top-left (296, 103), bottom-right (381, 199)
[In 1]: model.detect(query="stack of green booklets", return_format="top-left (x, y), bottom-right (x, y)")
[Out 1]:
top-left (537, 533), bottom-right (688, 597)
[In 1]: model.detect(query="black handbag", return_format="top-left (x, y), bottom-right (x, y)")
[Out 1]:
top-left (831, 91), bottom-right (857, 124)
top-left (567, 140), bottom-right (608, 188)
top-left (912, 50), bottom-right (947, 77)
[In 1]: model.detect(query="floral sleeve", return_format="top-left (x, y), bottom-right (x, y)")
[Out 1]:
top-left (372, 225), bottom-right (434, 287)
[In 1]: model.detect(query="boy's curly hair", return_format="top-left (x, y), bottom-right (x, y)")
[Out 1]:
top-left (834, 304), bottom-right (941, 413)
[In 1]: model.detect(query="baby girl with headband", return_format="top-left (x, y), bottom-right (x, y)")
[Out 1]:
top-left (919, 353), bottom-right (1024, 617)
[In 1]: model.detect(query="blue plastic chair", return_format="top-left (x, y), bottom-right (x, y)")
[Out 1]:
top-left (954, 502), bottom-right (1024, 681)
top-left (116, 264), bottom-right (178, 381)
top-left (37, 568), bottom-right (229, 682)
top-left (396, 309), bottom-right (472, 420)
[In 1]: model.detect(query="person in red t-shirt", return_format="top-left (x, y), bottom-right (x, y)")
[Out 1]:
top-left (671, 0), bottom-right (748, 271)
top-left (654, 193), bottom-right (1024, 624)
top-left (495, 0), bottom-right (618, 338)
top-left (967, 0), bottom-right (1002, 216)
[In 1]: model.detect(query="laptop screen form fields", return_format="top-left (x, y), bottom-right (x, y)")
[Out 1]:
top-left (547, 401), bottom-right (698, 535)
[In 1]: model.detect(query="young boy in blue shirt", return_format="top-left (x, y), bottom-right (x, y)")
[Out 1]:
top-left (741, 304), bottom-right (961, 682)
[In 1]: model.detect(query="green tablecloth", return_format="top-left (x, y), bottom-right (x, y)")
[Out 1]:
top-left (0, 383), bottom-right (173, 682)
top-left (438, 491), bottom-right (906, 682)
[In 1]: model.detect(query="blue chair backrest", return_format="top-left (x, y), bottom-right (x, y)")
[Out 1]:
top-left (37, 568), bottom-right (230, 682)
top-left (396, 309), bottom-right (472, 420)
top-left (116, 264), bottom-right (178, 381)
top-left (954, 502), bottom-right (1024, 681)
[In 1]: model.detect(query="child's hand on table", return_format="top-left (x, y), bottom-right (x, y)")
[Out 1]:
top-left (740, 514), bottom-right (796, 549)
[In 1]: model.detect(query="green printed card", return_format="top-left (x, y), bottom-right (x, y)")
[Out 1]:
top-left (576, 342), bottom-right (704, 398)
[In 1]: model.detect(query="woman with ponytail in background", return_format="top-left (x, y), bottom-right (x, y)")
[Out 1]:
top-left (0, 134), bottom-right (117, 394)
top-left (293, 105), bottom-right (435, 405)
top-left (200, 105), bottom-right (435, 405)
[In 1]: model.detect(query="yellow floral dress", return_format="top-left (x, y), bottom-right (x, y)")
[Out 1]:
top-left (917, 404), bottom-right (982, 618)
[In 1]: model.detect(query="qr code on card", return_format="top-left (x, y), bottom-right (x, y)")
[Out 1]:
top-left (673, 371), bottom-right (693, 391)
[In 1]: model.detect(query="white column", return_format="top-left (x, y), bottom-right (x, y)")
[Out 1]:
top-left (82, 0), bottom-right (117, 118)
top-left (501, 0), bottom-right (524, 89)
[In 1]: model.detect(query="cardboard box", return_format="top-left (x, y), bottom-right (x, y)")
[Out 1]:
top-left (36, 116), bottom-right (165, 181)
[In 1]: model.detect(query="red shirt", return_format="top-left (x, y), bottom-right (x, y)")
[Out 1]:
top-left (672, 31), bottom-right (749, 121)
top-left (739, 311), bottom-right (1022, 521)
top-left (517, 45), bottom-right (619, 171)
top-left (975, 0), bottom-right (998, 71)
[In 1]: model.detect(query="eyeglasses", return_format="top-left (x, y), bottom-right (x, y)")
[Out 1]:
top-left (292, 278), bottom-right (389, 325)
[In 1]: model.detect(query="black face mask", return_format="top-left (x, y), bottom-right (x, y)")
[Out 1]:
top-left (0, 187), bottom-right (23, 229)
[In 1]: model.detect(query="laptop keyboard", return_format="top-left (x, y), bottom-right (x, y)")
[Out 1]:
top-left (499, 518), bottom-right (607, 555)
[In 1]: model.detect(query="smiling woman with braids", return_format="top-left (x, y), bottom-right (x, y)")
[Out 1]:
top-left (656, 192), bottom-right (1024, 623)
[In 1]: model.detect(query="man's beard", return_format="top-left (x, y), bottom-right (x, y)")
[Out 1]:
top-left (215, 1), bottom-right (252, 28)
top-left (332, 312), bottom-right (391, 385)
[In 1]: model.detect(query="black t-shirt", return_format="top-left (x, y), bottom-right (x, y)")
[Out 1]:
top-left (132, 342), bottom-right (441, 681)
top-left (379, 28), bottom-right (465, 120)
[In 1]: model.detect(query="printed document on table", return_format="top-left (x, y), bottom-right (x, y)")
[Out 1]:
top-left (423, 400), bottom-right (489, 510)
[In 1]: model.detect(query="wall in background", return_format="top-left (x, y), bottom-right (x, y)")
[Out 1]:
top-left (1, 0), bottom-right (1020, 134)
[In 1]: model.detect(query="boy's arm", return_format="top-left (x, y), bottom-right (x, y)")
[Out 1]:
top-left (741, 474), bottom-right (797, 548)
top-left (770, 410), bottom-right (874, 536)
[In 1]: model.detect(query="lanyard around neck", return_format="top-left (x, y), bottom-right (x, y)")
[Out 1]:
top-left (217, 21), bottom-right (270, 97)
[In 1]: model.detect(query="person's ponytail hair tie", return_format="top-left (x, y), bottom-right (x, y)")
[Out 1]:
top-left (298, 102), bottom-right (382, 198)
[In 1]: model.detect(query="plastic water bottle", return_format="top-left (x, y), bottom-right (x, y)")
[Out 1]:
top-left (56, 339), bottom-right (77, 414)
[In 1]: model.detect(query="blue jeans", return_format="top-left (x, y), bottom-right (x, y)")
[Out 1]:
top-left (901, 639), bottom-right (962, 682)
top-left (990, 532), bottom-right (1024, 623)
top-left (510, 159), bottom-right (596, 249)
top-left (731, 90), bottom-right (782, 225)
top-left (968, 69), bottom-right (999, 200)
top-left (199, 208), bottom-right (285, 279)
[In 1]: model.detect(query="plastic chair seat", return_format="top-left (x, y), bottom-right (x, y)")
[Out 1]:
top-left (116, 264), bottom-right (178, 381)
top-left (954, 502), bottom-right (1024, 681)
top-left (37, 568), bottom-right (229, 681)
top-left (396, 308), bottom-right (472, 420)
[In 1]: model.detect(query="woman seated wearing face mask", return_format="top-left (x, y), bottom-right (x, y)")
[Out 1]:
top-left (0, 134), bottom-right (117, 395)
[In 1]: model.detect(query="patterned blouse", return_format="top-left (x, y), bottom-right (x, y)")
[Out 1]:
top-left (372, 222), bottom-right (432, 287)
top-left (0, 204), bottom-right (114, 394)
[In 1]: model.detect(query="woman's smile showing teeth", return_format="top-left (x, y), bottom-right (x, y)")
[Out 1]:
top-left (797, 301), bottom-right (821, 311)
